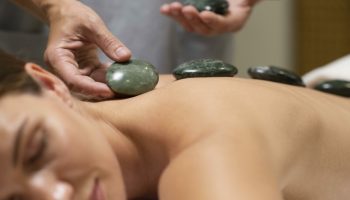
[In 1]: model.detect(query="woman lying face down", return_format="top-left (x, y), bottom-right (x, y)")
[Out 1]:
top-left (0, 51), bottom-right (350, 200)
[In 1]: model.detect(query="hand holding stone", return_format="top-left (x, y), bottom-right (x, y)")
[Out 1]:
top-left (160, 0), bottom-right (255, 36)
top-left (44, 1), bottom-right (131, 100)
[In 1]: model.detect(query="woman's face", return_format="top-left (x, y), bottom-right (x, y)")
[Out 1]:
top-left (0, 94), bottom-right (126, 200)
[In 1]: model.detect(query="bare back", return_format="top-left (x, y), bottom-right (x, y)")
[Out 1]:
top-left (110, 78), bottom-right (350, 200)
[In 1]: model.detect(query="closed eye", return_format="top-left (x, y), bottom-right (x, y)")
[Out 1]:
top-left (23, 128), bottom-right (48, 169)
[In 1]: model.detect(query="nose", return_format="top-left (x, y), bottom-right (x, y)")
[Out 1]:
top-left (29, 171), bottom-right (74, 200)
top-left (51, 183), bottom-right (74, 200)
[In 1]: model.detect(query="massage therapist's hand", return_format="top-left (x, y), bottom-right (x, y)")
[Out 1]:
top-left (40, 0), bottom-right (131, 99)
top-left (160, 0), bottom-right (260, 36)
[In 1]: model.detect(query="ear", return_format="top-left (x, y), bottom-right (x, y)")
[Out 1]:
top-left (25, 63), bottom-right (74, 107)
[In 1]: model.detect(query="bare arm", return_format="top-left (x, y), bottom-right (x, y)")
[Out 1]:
top-left (159, 132), bottom-right (283, 200)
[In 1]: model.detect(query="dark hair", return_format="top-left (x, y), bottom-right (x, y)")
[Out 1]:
top-left (0, 50), bottom-right (42, 97)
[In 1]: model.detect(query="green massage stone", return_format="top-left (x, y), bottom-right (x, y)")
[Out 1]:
top-left (314, 80), bottom-right (350, 97)
top-left (172, 59), bottom-right (238, 80)
top-left (106, 59), bottom-right (159, 96)
top-left (247, 66), bottom-right (305, 87)
top-left (181, 0), bottom-right (229, 15)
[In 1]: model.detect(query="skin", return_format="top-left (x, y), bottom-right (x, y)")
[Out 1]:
top-left (1, 63), bottom-right (350, 200)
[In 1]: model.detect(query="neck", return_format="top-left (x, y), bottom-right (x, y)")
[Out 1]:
top-left (74, 98), bottom-right (168, 199)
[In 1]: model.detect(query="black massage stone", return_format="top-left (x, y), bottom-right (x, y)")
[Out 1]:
top-left (314, 80), bottom-right (350, 97)
top-left (247, 66), bottom-right (305, 87)
top-left (181, 0), bottom-right (229, 15)
top-left (172, 59), bottom-right (238, 80)
top-left (106, 59), bottom-right (159, 96)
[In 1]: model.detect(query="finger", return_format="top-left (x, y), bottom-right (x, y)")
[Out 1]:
top-left (160, 4), bottom-right (171, 15)
top-left (90, 24), bottom-right (132, 62)
top-left (70, 75), bottom-right (115, 99)
top-left (103, 61), bottom-right (114, 68)
top-left (169, 2), bottom-right (183, 16)
top-left (182, 6), bottom-right (211, 35)
top-left (90, 64), bottom-right (109, 83)
top-left (45, 48), bottom-right (114, 99)
top-left (199, 11), bottom-right (230, 33)
top-left (164, 2), bottom-right (194, 32)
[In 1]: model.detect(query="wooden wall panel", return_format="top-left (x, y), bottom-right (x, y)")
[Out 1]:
top-left (295, 0), bottom-right (350, 74)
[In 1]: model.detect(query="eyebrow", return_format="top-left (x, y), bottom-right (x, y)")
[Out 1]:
top-left (12, 118), bottom-right (28, 167)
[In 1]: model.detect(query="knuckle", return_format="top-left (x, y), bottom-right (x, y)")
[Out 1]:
top-left (44, 48), bottom-right (57, 66)
top-left (100, 36), bottom-right (120, 51)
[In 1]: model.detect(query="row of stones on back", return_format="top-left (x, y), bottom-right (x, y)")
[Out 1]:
top-left (106, 58), bottom-right (237, 96)
top-left (247, 66), bottom-right (350, 97)
top-left (174, 61), bottom-right (350, 98)
top-left (107, 59), bottom-right (350, 98)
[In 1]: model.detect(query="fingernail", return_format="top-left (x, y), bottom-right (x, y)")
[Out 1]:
top-left (115, 47), bottom-right (130, 59)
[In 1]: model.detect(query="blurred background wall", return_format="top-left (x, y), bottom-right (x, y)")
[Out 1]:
top-left (0, 0), bottom-right (47, 65)
top-left (234, 0), bottom-right (350, 77)
top-left (234, 0), bottom-right (295, 77)
top-left (295, 0), bottom-right (350, 74)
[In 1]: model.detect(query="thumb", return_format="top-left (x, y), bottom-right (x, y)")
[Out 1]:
top-left (91, 26), bottom-right (132, 62)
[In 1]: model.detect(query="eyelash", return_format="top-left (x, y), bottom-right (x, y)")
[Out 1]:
top-left (24, 131), bottom-right (48, 168)
top-left (8, 194), bottom-right (23, 200)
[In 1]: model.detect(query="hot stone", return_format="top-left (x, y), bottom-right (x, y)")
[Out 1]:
top-left (314, 80), bottom-right (350, 97)
top-left (172, 59), bottom-right (238, 80)
top-left (248, 66), bottom-right (305, 87)
top-left (181, 0), bottom-right (229, 15)
top-left (106, 59), bottom-right (159, 96)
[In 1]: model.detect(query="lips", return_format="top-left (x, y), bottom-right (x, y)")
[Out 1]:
top-left (90, 179), bottom-right (105, 200)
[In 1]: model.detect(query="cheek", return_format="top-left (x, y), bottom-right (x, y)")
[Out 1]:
top-left (53, 129), bottom-right (127, 199)
top-left (48, 114), bottom-right (127, 198)
top-left (52, 124), bottom-right (119, 179)
top-left (58, 130), bottom-right (118, 172)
